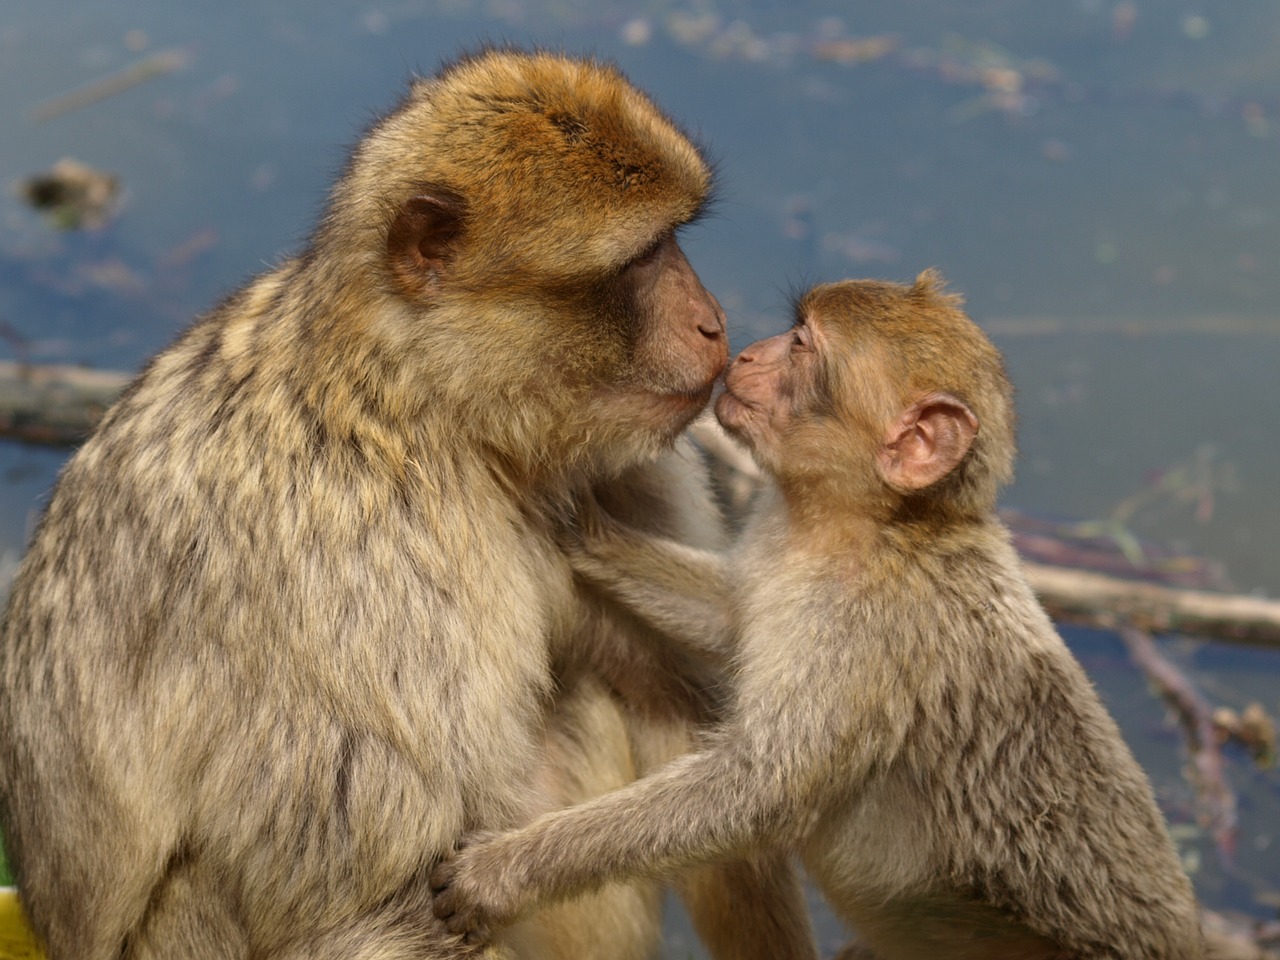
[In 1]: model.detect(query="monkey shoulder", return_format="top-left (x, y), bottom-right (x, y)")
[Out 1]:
top-left (10, 282), bottom-right (566, 692)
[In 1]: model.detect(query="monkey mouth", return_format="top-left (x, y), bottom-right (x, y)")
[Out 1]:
top-left (713, 386), bottom-right (752, 434)
top-left (677, 381), bottom-right (717, 406)
top-left (652, 377), bottom-right (717, 411)
top-left (661, 382), bottom-right (717, 428)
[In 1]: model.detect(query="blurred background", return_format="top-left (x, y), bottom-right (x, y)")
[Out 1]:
top-left (1, 0), bottom-right (1277, 954)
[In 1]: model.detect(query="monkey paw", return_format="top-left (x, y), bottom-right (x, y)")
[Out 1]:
top-left (430, 834), bottom-right (526, 945)
top-left (555, 489), bottom-right (608, 551)
top-left (559, 489), bottom-right (634, 570)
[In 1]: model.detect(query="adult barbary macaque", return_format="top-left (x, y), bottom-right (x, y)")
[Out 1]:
top-left (431, 271), bottom-right (1205, 959)
top-left (0, 50), bottom-right (817, 960)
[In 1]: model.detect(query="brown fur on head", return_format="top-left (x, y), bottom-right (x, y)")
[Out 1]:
top-left (354, 49), bottom-right (711, 276)
top-left (808, 270), bottom-right (1015, 516)
top-left (307, 48), bottom-right (720, 479)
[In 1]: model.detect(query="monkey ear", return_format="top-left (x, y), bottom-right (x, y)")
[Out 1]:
top-left (877, 393), bottom-right (978, 491)
top-left (387, 193), bottom-right (466, 295)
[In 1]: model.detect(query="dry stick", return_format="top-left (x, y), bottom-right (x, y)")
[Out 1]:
top-left (1119, 626), bottom-right (1239, 865)
top-left (1026, 563), bottom-right (1280, 650)
top-left (28, 48), bottom-right (189, 122)
top-left (0, 360), bottom-right (129, 447)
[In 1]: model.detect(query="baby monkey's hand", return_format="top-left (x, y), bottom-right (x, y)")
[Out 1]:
top-left (430, 833), bottom-right (529, 946)
top-left (555, 488), bottom-right (636, 573)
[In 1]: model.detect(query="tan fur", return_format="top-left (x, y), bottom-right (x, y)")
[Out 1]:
top-left (431, 272), bottom-right (1204, 959)
top-left (0, 49), bottom-right (813, 960)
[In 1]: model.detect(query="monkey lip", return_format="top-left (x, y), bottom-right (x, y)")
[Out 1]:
top-left (608, 380), bottom-right (715, 437)
top-left (658, 379), bottom-right (717, 410)
top-left (713, 386), bottom-right (752, 434)
top-left (591, 380), bottom-right (713, 421)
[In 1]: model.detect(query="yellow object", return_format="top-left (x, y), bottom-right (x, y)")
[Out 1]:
top-left (0, 889), bottom-right (43, 959)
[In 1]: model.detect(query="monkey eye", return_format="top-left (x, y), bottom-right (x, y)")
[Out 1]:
top-left (790, 323), bottom-right (812, 351)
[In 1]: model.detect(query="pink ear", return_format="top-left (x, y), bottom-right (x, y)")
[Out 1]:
top-left (877, 393), bottom-right (978, 491)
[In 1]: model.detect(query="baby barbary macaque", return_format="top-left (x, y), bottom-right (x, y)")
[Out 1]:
top-left (432, 271), bottom-right (1204, 959)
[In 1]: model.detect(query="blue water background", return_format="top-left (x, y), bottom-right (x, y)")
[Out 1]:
top-left (1, 1), bottom-right (1277, 951)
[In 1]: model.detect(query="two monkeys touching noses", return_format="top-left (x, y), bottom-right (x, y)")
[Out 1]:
top-left (0, 48), bottom-right (1204, 960)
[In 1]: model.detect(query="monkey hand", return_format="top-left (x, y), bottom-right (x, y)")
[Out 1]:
top-left (557, 488), bottom-right (633, 569)
top-left (430, 833), bottom-right (529, 945)
top-left (555, 488), bottom-right (608, 548)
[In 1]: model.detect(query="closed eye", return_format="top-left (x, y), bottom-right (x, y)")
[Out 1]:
top-left (629, 234), bottom-right (667, 268)
top-left (791, 323), bottom-right (812, 351)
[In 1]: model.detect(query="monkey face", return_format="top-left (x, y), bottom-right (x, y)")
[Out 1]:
top-left (333, 50), bottom-right (729, 473)
top-left (716, 319), bottom-right (818, 467)
top-left (555, 233), bottom-right (727, 466)
top-left (722, 276), bottom-right (1010, 514)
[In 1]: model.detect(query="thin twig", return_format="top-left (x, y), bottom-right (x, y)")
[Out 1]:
top-left (28, 48), bottom-right (189, 122)
top-left (1119, 627), bottom-right (1238, 865)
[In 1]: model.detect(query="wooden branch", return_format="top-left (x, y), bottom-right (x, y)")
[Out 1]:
top-left (1119, 627), bottom-right (1238, 864)
top-left (1026, 563), bottom-right (1280, 650)
top-left (0, 360), bottom-right (128, 447)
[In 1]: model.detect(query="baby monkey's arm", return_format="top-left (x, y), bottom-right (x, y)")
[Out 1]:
top-left (562, 492), bottom-right (735, 663)
top-left (430, 739), bottom-right (813, 950)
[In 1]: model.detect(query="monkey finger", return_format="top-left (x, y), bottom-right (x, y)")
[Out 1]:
top-left (573, 488), bottom-right (612, 537)
top-left (442, 904), bottom-right (486, 939)
top-left (429, 860), bottom-right (457, 897)
top-left (433, 881), bottom-right (493, 936)
top-left (430, 884), bottom-right (460, 922)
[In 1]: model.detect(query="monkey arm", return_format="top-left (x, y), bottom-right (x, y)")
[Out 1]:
top-left (431, 744), bottom-right (797, 943)
top-left (563, 501), bottom-right (735, 662)
top-left (430, 614), bottom-right (904, 946)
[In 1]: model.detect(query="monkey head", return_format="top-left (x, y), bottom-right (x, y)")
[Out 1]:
top-left (716, 270), bottom-right (1015, 519)
top-left (311, 49), bottom-right (727, 480)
